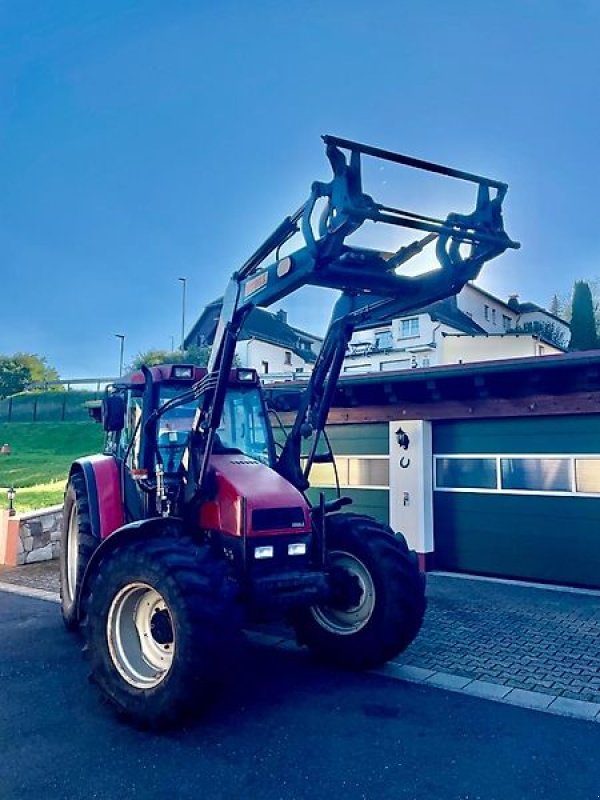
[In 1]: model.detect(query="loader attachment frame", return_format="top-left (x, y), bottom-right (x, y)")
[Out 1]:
top-left (181, 135), bottom-right (519, 502)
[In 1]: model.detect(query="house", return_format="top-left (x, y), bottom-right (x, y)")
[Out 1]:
top-left (184, 298), bottom-right (322, 381)
top-left (342, 282), bottom-right (570, 374)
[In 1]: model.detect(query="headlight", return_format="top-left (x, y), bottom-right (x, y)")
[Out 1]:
top-left (254, 546), bottom-right (274, 560)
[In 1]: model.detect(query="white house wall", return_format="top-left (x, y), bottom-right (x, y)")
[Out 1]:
top-left (235, 339), bottom-right (312, 376)
top-left (439, 334), bottom-right (563, 364)
top-left (456, 284), bottom-right (517, 332)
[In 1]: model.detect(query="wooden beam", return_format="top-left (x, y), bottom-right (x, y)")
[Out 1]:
top-left (278, 391), bottom-right (600, 426)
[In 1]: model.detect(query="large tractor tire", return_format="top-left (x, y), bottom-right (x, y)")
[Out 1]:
top-left (60, 472), bottom-right (98, 631)
top-left (82, 533), bottom-right (241, 729)
top-left (291, 513), bottom-right (426, 669)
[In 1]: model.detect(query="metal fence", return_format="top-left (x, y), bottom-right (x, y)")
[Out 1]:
top-left (0, 377), bottom-right (115, 423)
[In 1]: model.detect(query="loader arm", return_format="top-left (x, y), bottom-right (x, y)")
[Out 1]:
top-left (183, 136), bottom-right (519, 501)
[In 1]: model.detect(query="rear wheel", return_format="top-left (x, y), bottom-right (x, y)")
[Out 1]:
top-left (83, 533), bottom-right (241, 729)
top-left (291, 513), bottom-right (426, 669)
top-left (60, 472), bottom-right (97, 631)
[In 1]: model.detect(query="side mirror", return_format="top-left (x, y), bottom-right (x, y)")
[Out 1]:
top-left (102, 394), bottom-right (126, 433)
top-left (87, 402), bottom-right (103, 423)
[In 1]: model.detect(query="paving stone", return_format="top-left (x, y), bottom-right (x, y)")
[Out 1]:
top-left (548, 696), bottom-right (600, 720)
top-left (377, 664), bottom-right (436, 682)
top-left (463, 680), bottom-right (511, 700)
top-left (504, 688), bottom-right (554, 710)
top-left (424, 672), bottom-right (473, 691)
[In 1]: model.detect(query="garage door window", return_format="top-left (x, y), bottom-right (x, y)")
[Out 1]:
top-left (575, 459), bottom-right (600, 493)
top-left (435, 457), bottom-right (497, 489)
top-left (435, 454), bottom-right (600, 496)
top-left (500, 458), bottom-right (571, 492)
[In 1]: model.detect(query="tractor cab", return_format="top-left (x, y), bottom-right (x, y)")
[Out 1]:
top-left (100, 364), bottom-right (275, 518)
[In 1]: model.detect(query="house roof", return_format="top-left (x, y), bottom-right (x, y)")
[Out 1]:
top-left (355, 296), bottom-right (487, 337)
top-left (426, 297), bottom-right (487, 335)
top-left (184, 299), bottom-right (320, 363)
top-left (512, 301), bottom-right (570, 328)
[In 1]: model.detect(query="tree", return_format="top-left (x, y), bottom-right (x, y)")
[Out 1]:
top-left (0, 352), bottom-right (61, 398)
top-left (537, 321), bottom-right (568, 350)
top-left (127, 346), bottom-right (211, 372)
top-left (569, 281), bottom-right (598, 351)
top-left (13, 352), bottom-right (61, 387)
top-left (549, 294), bottom-right (562, 318)
top-left (0, 357), bottom-right (30, 399)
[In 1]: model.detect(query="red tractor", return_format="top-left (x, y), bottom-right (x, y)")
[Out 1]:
top-left (60, 136), bottom-right (518, 727)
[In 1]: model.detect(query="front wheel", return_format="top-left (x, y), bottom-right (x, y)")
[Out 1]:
top-left (60, 472), bottom-right (97, 631)
top-left (83, 533), bottom-right (241, 729)
top-left (291, 514), bottom-right (426, 669)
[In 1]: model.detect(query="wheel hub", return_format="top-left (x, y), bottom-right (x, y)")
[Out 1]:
top-left (107, 583), bottom-right (175, 689)
top-left (328, 565), bottom-right (364, 610)
top-left (150, 608), bottom-right (174, 646)
top-left (311, 550), bottom-right (376, 635)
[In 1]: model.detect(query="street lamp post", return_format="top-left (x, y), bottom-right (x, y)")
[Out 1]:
top-left (178, 277), bottom-right (187, 354)
top-left (115, 334), bottom-right (125, 377)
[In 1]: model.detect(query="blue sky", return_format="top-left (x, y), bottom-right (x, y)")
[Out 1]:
top-left (1, 0), bottom-right (599, 376)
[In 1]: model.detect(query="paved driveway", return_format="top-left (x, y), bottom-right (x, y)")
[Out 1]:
top-left (1, 591), bottom-right (600, 800)
top-left (3, 563), bottom-right (600, 711)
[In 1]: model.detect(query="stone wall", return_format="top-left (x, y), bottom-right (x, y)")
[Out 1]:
top-left (15, 506), bottom-right (63, 566)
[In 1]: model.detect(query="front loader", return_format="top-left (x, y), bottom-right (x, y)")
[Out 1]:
top-left (61, 136), bottom-right (519, 727)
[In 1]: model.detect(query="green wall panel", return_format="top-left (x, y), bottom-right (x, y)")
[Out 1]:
top-left (434, 492), bottom-right (600, 588)
top-left (322, 423), bottom-right (389, 455)
top-left (433, 415), bottom-right (600, 455)
top-left (273, 422), bottom-right (389, 456)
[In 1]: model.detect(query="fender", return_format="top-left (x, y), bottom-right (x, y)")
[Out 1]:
top-left (69, 455), bottom-right (124, 539)
top-left (75, 516), bottom-right (184, 622)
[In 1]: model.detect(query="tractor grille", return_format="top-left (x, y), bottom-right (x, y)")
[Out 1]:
top-left (252, 507), bottom-right (306, 531)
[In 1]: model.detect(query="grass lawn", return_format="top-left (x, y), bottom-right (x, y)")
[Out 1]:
top-left (0, 422), bottom-right (104, 511)
top-left (3, 482), bottom-right (66, 513)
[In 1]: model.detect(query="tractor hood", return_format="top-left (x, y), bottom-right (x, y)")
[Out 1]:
top-left (198, 454), bottom-right (312, 538)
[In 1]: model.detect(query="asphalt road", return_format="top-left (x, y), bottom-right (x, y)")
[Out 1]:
top-left (1, 592), bottom-right (599, 800)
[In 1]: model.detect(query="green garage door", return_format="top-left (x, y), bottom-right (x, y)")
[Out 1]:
top-left (433, 415), bottom-right (600, 588)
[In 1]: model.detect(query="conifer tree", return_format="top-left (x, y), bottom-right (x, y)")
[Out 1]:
top-left (569, 281), bottom-right (598, 351)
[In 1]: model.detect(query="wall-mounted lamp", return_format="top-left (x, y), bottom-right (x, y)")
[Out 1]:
top-left (7, 486), bottom-right (16, 517)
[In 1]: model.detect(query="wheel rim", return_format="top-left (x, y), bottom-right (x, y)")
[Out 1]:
top-left (66, 504), bottom-right (79, 603)
top-left (107, 583), bottom-right (175, 689)
top-left (311, 550), bottom-right (376, 635)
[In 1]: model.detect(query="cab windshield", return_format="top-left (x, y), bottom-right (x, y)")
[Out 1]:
top-left (157, 385), bottom-right (272, 470)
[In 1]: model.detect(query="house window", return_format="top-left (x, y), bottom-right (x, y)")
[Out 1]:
top-left (492, 308), bottom-right (497, 325)
top-left (422, 356), bottom-right (430, 368)
top-left (400, 318), bottom-right (419, 338)
top-left (343, 363), bottom-right (371, 373)
top-left (503, 315), bottom-right (511, 331)
top-left (374, 329), bottom-right (393, 350)
top-left (484, 305), bottom-right (490, 321)
top-left (284, 351), bottom-right (292, 366)
top-left (379, 359), bottom-right (410, 372)
top-left (538, 345), bottom-right (545, 356)
top-left (261, 361), bottom-right (269, 374)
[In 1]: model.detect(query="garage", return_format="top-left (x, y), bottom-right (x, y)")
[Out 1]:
top-left (432, 416), bottom-right (600, 588)
top-left (269, 350), bottom-right (600, 589)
